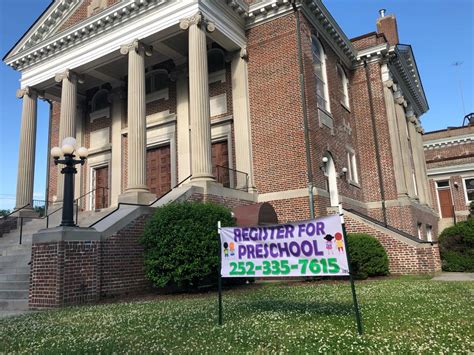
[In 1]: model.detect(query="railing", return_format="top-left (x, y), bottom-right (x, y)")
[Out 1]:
top-left (0, 201), bottom-right (52, 243)
top-left (215, 165), bottom-right (249, 191)
top-left (89, 175), bottom-right (192, 228)
top-left (345, 208), bottom-right (437, 244)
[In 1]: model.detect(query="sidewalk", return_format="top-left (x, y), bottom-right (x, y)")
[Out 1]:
top-left (431, 272), bottom-right (474, 281)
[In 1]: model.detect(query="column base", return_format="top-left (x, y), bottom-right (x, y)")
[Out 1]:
top-left (13, 208), bottom-right (39, 218)
top-left (118, 190), bottom-right (156, 205)
top-left (190, 173), bottom-right (215, 182)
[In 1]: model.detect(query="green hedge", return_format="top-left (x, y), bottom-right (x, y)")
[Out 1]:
top-left (347, 233), bottom-right (389, 279)
top-left (140, 202), bottom-right (234, 290)
top-left (438, 219), bottom-right (474, 272)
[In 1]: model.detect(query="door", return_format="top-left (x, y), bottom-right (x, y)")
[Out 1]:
top-left (438, 188), bottom-right (454, 218)
top-left (212, 141), bottom-right (230, 187)
top-left (146, 145), bottom-right (171, 197)
top-left (94, 166), bottom-right (109, 210)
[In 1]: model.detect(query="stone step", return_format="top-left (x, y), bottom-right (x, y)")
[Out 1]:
top-left (0, 267), bottom-right (30, 275)
top-left (0, 274), bottom-right (29, 282)
top-left (0, 255), bottom-right (31, 264)
top-left (0, 299), bottom-right (29, 311)
top-left (0, 290), bottom-right (29, 300)
top-left (1, 246), bottom-right (32, 256)
top-left (0, 281), bottom-right (29, 290)
top-left (0, 259), bottom-right (30, 269)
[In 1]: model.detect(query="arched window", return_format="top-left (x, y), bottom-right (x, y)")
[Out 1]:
top-left (311, 36), bottom-right (330, 112)
top-left (91, 89), bottom-right (109, 112)
top-left (145, 69), bottom-right (169, 95)
top-left (207, 48), bottom-right (226, 73)
top-left (337, 64), bottom-right (350, 109)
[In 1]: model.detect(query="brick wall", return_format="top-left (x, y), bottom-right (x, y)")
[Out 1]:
top-left (58, 0), bottom-right (121, 33)
top-left (247, 15), bottom-right (307, 194)
top-left (344, 213), bottom-right (441, 274)
top-left (47, 102), bottom-right (61, 204)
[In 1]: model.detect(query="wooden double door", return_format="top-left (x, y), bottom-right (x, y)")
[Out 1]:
top-left (94, 166), bottom-right (109, 210)
top-left (212, 140), bottom-right (230, 188)
top-left (146, 144), bottom-right (171, 198)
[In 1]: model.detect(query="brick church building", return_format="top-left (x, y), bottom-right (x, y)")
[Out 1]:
top-left (2, 0), bottom-right (441, 310)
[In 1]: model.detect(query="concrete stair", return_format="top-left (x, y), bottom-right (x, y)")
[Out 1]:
top-left (0, 207), bottom-right (114, 311)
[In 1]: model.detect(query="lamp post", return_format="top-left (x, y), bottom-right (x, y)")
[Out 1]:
top-left (51, 137), bottom-right (89, 227)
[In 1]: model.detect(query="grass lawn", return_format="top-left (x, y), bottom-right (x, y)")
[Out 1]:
top-left (1, 277), bottom-right (473, 353)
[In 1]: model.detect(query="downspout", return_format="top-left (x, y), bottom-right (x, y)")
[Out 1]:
top-left (364, 60), bottom-right (388, 226)
top-left (291, 0), bottom-right (315, 219)
top-left (44, 99), bottom-right (53, 214)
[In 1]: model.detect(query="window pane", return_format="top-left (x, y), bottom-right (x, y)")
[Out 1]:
top-left (437, 180), bottom-right (449, 188)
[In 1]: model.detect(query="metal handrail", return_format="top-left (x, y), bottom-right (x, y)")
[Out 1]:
top-left (215, 165), bottom-right (249, 191)
top-left (46, 187), bottom-right (109, 228)
top-left (75, 187), bottom-right (109, 223)
top-left (89, 175), bottom-right (192, 228)
top-left (0, 204), bottom-right (31, 220)
top-left (344, 208), bottom-right (437, 245)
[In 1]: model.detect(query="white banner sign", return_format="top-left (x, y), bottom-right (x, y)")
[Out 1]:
top-left (220, 215), bottom-right (349, 277)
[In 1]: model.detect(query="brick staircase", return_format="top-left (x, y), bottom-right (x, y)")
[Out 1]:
top-left (0, 208), bottom-right (113, 312)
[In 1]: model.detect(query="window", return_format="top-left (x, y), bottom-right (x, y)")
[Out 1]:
top-left (337, 64), bottom-right (350, 109)
top-left (417, 223), bottom-right (423, 240)
top-left (91, 90), bottom-right (109, 112)
top-left (145, 70), bottom-right (169, 95)
top-left (311, 36), bottom-right (330, 112)
top-left (412, 171), bottom-right (418, 196)
top-left (426, 225), bottom-right (433, 242)
top-left (346, 150), bottom-right (359, 183)
top-left (207, 48), bottom-right (226, 73)
top-left (436, 180), bottom-right (450, 188)
top-left (464, 178), bottom-right (474, 203)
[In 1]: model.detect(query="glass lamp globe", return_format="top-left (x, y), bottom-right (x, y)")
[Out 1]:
top-left (77, 147), bottom-right (89, 158)
top-left (61, 144), bottom-right (75, 155)
top-left (62, 137), bottom-right (77, 149)
top-left (50, 146), bottom-right (62, 158)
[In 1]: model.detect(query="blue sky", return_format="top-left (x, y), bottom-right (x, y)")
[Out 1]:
top-left (0, 0), bottom-right (472, 210)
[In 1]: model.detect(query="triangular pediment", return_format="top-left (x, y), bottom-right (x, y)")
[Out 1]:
top-left (4, 0), bottom-right (91, 60)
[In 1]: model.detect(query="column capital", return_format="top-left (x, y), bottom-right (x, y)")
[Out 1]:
top-left (16, 86), bottom-right (41, 99)
top-left (120, 39), bottom-right (153, 57)
top-left (383, 79), bottom-right (394, 88)
top-left (239, 47), bottom-right (248, 61)
top-left (54, 69), bottom-right (85, 84)
top-left (179, 12), bottom-right (215, 33)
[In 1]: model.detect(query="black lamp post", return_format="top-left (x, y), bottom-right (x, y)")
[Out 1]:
top-left (51, 137), bottom-right (89, 227)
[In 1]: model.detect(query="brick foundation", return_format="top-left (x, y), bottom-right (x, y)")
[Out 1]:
top-left (344, 212), bottom-right (441, 274)
top-left (29, 190), bottom-right (254, 309)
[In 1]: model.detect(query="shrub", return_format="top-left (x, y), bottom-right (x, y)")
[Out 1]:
top-left (347, 233), bottom-right (389, 279)
top-left (140, 202), bottom-right (234, 289)
top-left (438, 219), bottom-right (474, 272)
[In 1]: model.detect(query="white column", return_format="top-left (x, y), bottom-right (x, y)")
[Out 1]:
top-left (119, 39), bottom-right (155, 204)
top-left (180, 13), bottom-right (215, 181)
top-left (74, 103), bottom-right (84, 204)
top-left (231, 48), bottom-right (256, 192)
top-left (176, 73), bottom-right (191, 181)
top-left (54, 70), bottom-right (80, 204)
top-left (110, 88), bottom-right (124, 206)
top-left (15, 87), bottom-right (38, 211)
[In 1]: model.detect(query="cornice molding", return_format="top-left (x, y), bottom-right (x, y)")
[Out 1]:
top-left (5, 0), bottom-right (167, 71)
top-left (424, 134), bottom-right (474, 149)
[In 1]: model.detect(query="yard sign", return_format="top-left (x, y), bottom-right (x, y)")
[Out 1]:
top-left (220, 215), bottom-right (349, 277)
top-left (217, 213), bottom-right (363, 335)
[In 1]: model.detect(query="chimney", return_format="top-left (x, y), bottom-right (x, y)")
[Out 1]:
top-left (376, 9), bottom-right (399, 46)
